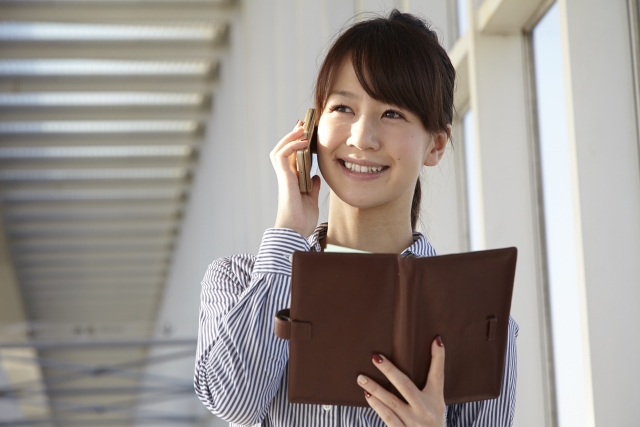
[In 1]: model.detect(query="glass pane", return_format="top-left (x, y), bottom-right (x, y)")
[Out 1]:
top-left (532, 3), bottom-right (589, 426)
top-left (462, 110), bottom-right (482, 251)
top-left (456, 0), bottom-right (469, 37)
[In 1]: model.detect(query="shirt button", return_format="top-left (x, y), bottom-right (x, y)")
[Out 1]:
top-left (322, 405), bottom-right (332, 411)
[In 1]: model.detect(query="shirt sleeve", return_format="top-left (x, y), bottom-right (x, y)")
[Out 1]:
top-left (194, 228), bottom-right (310, 426)
top-left (446, 316), bottom-right (519, 427)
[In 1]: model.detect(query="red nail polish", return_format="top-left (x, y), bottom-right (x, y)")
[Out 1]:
top-left (436, 335), bottom-right (444, 347)
top-left (372, 353), bottom-right (384, 363)
top-left (364, 391), bottom-right (371, 398)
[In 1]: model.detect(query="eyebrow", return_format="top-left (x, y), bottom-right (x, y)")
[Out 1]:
top-left (327, 90), bottom-right (358, 99)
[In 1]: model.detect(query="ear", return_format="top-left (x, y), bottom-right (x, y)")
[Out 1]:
top-left (424, 124), bottom-right (451, 167)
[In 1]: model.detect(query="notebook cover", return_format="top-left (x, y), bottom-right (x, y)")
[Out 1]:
top-left (286, 247), bottom-right (517, 407)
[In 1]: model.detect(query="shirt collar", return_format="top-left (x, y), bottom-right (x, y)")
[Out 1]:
top-left (307, 222), bottom-right (436, 257)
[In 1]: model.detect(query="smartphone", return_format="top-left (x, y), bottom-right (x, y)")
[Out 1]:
top-left (296, 108), bottom-right (318, 193)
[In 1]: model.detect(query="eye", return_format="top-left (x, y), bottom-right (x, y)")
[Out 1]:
top-left (329, 104), bottom-right (353, 114)
top-left (383, 110), bottom-right (404, 119)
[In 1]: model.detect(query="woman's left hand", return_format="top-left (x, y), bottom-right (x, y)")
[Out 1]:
top-left (356, 336), bottom-right (446, 427)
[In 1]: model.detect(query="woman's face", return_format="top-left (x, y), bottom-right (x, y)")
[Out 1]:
top-left (317, 59), bottom-right (445, 211)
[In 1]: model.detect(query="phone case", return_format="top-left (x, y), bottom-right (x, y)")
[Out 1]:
top-left (296, 108), bottom-right (317, 193)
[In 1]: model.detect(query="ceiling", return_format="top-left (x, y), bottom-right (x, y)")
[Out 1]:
top-left (0, 0), bottom-right (235, 425)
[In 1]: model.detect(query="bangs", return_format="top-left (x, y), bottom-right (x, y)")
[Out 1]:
top-left (315, 15), bottom-right (454, 133)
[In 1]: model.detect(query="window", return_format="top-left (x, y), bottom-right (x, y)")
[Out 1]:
top-left (461, 109), bottom-right (483, 251)
top-left (531, 3), bottom-right (590, 426)
top-left (455, 0), bottom-right (469, 38)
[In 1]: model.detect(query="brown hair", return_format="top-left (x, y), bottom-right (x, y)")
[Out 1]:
top-left (315, 9), bottom-right (455, 230)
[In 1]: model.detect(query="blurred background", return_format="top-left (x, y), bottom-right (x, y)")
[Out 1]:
top-left (0, 0), bottom-right (638, 426)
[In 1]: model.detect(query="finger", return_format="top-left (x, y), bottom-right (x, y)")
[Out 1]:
top-left (271, 127), bottom-right (304, 158)
top-left (270, 126), bottom-right (305, 159)
top-left (273, 138), bottom-right (310, 174)
top-left (356, 374), bottom-right (409, 419)
top-left (364, 392), bottom-right (406, 427)
top-left (422, 336), bottom-right (445, 396)
top-left (371, 353), bottom-right (423, 409)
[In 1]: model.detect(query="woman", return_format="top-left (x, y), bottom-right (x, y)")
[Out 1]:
top-left (195, 10), bottom-right (518, 427)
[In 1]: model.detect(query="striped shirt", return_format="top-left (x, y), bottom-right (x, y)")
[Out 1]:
top-left (195, 223), bottom-right (518, 426)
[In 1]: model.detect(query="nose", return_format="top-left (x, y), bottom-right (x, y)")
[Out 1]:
top-left (346, 115), bottom-right (381, 151)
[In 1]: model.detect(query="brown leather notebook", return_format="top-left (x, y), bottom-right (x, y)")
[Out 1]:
top-left (274, 247), bottom-right (517, 407)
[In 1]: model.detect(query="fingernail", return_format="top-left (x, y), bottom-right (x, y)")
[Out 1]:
top-left (357, 375), bottom-right (368, 385)
top-left (364, 391), bottom-right (372, 398)
top-left (436, 335), bottom-right (444, 347)
top-left (372, 353), bottom-right (384, 364)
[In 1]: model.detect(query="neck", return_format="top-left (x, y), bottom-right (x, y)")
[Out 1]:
top-left (325, 191), bottom-right (415, 254)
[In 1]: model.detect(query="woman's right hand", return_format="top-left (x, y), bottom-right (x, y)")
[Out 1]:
top-left (270, 120), bottom-right (322, 238)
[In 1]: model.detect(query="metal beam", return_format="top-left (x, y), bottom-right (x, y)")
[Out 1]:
top-left (19, 265), bottom-right (167, 277)
top-left (20, 277), bottom-right (163, 288)
top-left (1, 385), bottom-right (192, 398)
top-left (29, 289), bottom-right (160, 302)
top-left (0, 416), bottom-right (199, 426)
top-left (23, 292), bottom-right (161, 303)
top-left (0, 0), bottom-right (236, 23)
top-left (6, 219), bottom-right (178, 237)
top-left (0, 42), bottom-right (227, 62)
top-left (0, 76), bottom-right (219, 94)
top-left (3, 350), bottom-right (197, 394)
top-left (12, 250), bottom-right (171, 266)
top-left (1, 192), bottom-right (184, 205)
top-left (22, 288), bottom-right (163, 303)
top-left (25, 306), bottom-right (159, 318)
top-left (0, 134), bottom-right (203, 148)
top-left (0, 120), bottom-right (203, 136)
top-left (1, 347), bottom-right (194, 398)
top-left (0, 339), bottom-right (195, 350)
top-left (0, 106), bottom-right (212, 122)
top-left (0, 183), bottom-right (190, 198)
top-left (0, 353), bottom-right (193, 386)
top-left (11, 232), bottom-right (175, 246)
top-left (11, 234), bottom-right (175, 249)
top-left (0, 155), bottom-right (195, 168)
top-left (27, 310), bottom-right (159, 324)
top-left (2, 200), bottom-right (184, 221)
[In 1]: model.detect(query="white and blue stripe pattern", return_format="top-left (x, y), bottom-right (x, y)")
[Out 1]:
top-left (195, 223), bottom-right (518, 426)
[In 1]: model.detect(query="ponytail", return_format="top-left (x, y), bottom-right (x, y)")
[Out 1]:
top-left (410, 178), bottom-right (421, 231)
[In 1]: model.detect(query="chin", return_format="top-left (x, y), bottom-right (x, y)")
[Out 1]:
top-left (330, 186), bottom-right (394, 211)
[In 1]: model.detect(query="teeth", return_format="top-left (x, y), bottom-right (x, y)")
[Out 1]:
top-left (343, 161), bottom-right (383, 173)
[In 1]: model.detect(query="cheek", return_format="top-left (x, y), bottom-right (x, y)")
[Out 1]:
top-left (403, 131), bottom-right (432, 165)
top-left (317, 119), bottom-right (342, 151)
top-left (391, 138), bottom-right (426, 169)
top-left (315, 123), bottom-right (335, 172)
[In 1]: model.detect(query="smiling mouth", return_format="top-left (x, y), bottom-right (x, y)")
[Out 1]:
top-left (338, 159), bottom-right (389, 174)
